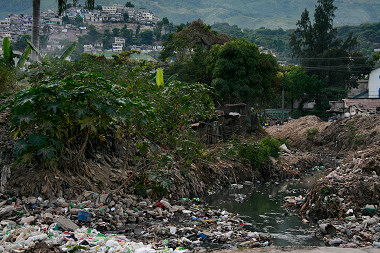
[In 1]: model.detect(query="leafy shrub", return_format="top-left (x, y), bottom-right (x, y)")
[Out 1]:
top-left (150, 80), bottom-right (215, 167)
top-left (3, 53), bottom-right (216, 196)
top-left (259, 136), bottom-right (282, 158)
top-left (237, 136), bottom-right (284, 168)
top-left (6, 72), bottom-right (137, 168)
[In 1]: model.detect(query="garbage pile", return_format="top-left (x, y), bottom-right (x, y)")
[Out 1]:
top-left (0, 192), bottom-right (272, 252)
top-left (302, 159), bottom-right (380, 218)
top-left (283, 154), bottom-right (380, 248)
top-left (315, 212), bottom-right (380, 248)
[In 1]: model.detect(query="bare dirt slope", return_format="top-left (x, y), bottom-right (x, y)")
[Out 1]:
top-left (267, 115), bottom-right (380, 153)
top-left (266, 116), bottom-right (331, 150)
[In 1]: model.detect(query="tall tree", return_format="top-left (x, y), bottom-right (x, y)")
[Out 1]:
top-left (121, 25), bottom-right (133, 44)
top-left (32, 0), bottom-right (95, 60)
top-left (289, 0), bottom-right (373, 116)
top-left (140, 30), bottom-right (153, 45)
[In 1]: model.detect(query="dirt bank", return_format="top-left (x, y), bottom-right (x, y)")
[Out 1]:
top-left (267, 115), bottom-right (380, 154)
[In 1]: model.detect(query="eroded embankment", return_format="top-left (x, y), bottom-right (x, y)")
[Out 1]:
top-left (1, 108), bottom-right (321, 200)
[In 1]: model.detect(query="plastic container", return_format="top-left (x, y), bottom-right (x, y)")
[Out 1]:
top-left (78, 211), bottom-right (91, 222)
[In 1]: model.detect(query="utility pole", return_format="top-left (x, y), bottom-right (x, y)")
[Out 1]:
top-left (281, 87), bottom-right (284, 124)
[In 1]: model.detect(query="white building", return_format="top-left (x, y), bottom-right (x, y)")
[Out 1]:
top-left (102, 6), bottom-right (117, 14)
top-left (84, 44), bottom-right (95, 54)
top-left (368, 67), bottom-right (380, 98)
top-left (115, 37), bottom-right (125, 44)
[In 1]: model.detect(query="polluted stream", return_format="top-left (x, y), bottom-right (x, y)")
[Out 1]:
top-left (205, 169), bottom-right (328, 247)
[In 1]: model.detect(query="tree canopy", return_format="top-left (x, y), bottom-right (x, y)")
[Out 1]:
top-left (207, 39), bottom-right (279, 105)
top-left (125, 1), bottom-right (134, 8)
top-left (159, 19), bottom-right (231, 83)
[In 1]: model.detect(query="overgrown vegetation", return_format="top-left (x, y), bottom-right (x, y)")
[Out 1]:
top-left (1, 51), bottom-right (216, 196)
top-left (8, 72), bottom-right (135, 169)
top-left (345, 121), bottom-right (365, 150)
top-left (217, 136), bottom-right (286, 169)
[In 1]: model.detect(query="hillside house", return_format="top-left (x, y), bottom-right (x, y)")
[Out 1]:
top-left (83, 44), bottom-right (95, 54)
top-left (102, 6), bottom-right (118, 14)
top-left (112, 37), bottom-right (125, 53)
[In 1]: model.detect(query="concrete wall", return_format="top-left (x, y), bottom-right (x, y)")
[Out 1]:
top-left (348, 80), bottom-right (368, 98)
top-left (368, 67), bottom-right (380, 98)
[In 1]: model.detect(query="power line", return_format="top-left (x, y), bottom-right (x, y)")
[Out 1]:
top-left (299, 56), bottom-right (370, 60)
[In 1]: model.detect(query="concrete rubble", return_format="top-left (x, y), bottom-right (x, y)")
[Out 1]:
top-left (0, 191), bottom-right (272, 252)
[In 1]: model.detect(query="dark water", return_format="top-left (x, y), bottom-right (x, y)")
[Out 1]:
top-left (205, 177), bottom-right (326, 246)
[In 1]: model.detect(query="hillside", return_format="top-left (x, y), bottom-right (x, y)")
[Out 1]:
top-left (1, 0), bottom-right (379, 30)
top-left (211, 22), bottom-right (380, 61)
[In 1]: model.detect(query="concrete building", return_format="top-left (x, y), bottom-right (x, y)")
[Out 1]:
top-left (102, 6), bottom-right (117, 14)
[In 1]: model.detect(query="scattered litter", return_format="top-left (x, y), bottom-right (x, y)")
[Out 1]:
top-left (0, 192), bottom-right (272, 252)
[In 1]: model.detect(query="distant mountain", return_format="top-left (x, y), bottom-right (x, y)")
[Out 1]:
top-left (0, 0), bottom-right (379, 29)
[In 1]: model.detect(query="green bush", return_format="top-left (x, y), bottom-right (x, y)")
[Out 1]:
top-left (3, 53), bottom-right (216, 196)
top-left (237, 136), bottom-right (284, 168)
top-left (259, 136), bottom-right (282, 158)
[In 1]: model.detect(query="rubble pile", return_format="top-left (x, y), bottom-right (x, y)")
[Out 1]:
top-left (284, 194), bottom-right (380, 248)
top-left (313, 115), bottom-right (380, 151)
top-left (0, 192), bottom-right (272, 252)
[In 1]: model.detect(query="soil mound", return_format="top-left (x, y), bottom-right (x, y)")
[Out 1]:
top-left (313, 115), bottom-right (380, 151)
top-left (266, 116), bottom-right (331, 149)
top-left (267, 115), bottom-right (380, 153)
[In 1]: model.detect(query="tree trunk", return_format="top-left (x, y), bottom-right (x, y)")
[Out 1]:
top-left (32, 0), bottom-right (40, 60)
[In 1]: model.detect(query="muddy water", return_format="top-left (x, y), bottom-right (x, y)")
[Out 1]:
top-left (205, 176), bottom-right (325, 246)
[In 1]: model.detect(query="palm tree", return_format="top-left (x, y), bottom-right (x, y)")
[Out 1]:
top-left (32, 0), bottom-right (95, 60)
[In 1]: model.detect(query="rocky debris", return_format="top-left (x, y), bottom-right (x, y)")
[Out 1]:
top-left (0, 192), bottom-right (272, 252)
top-left (53, 216), bottom-right (79, 232)
top-left (24, 242), bottom-right (62, 253)
top-left (273, 151), bottom-right (321, 178)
